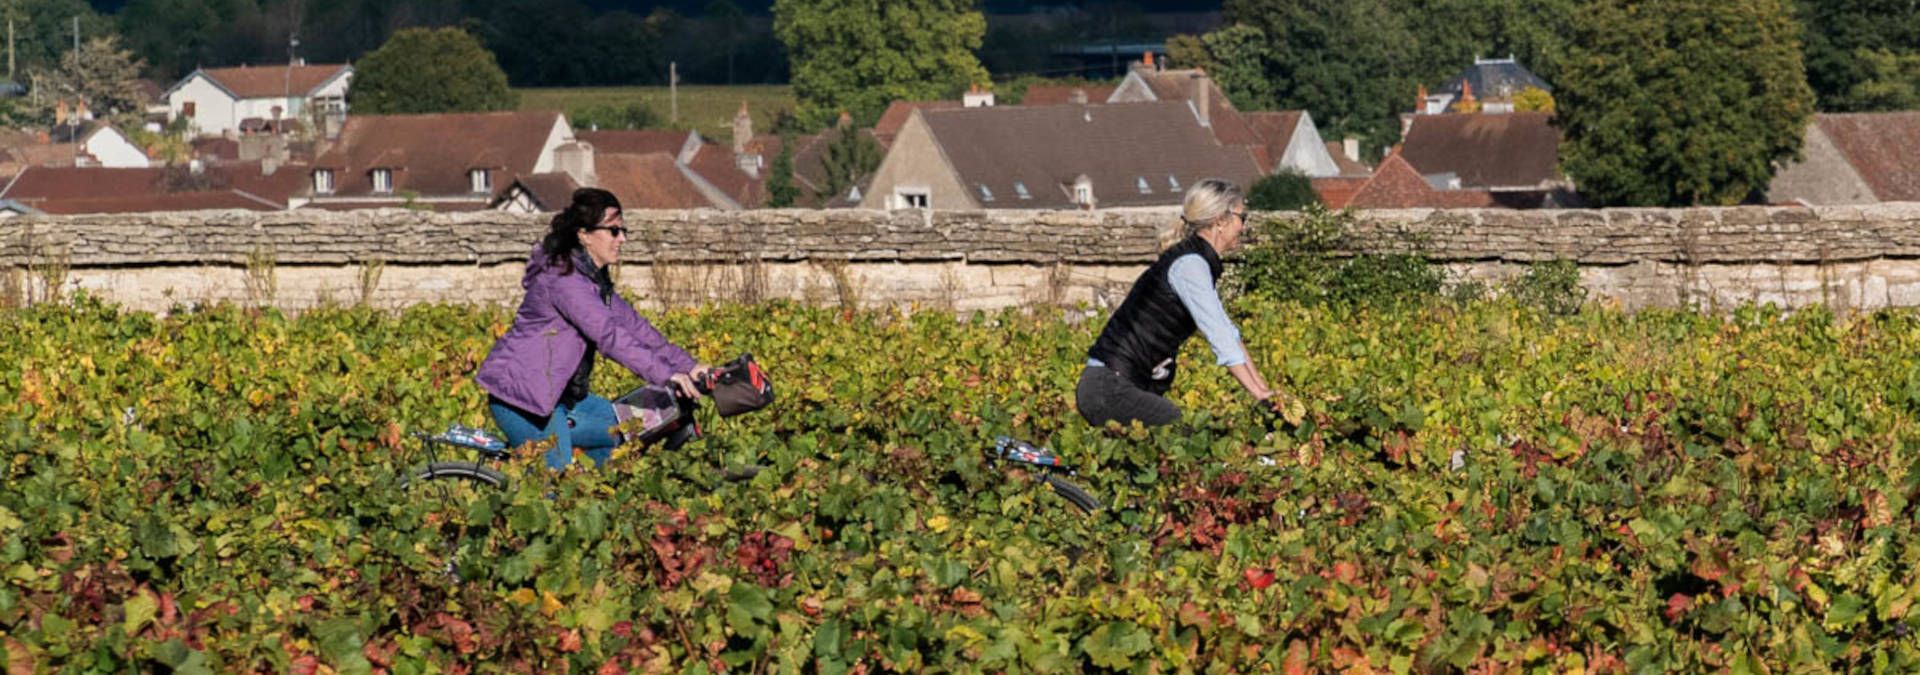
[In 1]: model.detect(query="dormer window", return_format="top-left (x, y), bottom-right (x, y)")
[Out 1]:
top-left (1014, 182), bottom-right (1031, 200)
top-left (371, 168), bottom-right (393, 193)
top-left (313, 169), bottom-right (334, 195)
top-left (978, 184), bottom-right (994, 202)
top-left (1073, 176), bottom-right (1094, 208)
top-left (1136, 176), bottom-right (1151, 194)
top-left (469, 169), bottom-right (491, 193)
top-left (1167, 175), bottom-right (1181, 192)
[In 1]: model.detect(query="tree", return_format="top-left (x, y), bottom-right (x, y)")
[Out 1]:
top-left (351, 27), bottom-right (516, 115)
top-left (1512, 86), bottom-right (1555, 113)
top-left (1793, 0), bottom-right (1920, 111)
top-left (766, 131), bottom-right (799, 208)
top-left (27, 35), bottom-right (148, 125)
top-left (774, 0), bottom-right (989, 130)
top-left (1556, 0), bottom-right (1813, 206)
top-left (815, 123), bottom-right (879, 203)
top-left (4, 0), bottom-right (113, 81)
top-left (1842, 48), bottom-right (1920, 111)
top-left (1245, 170), bottom-right (1320, 211)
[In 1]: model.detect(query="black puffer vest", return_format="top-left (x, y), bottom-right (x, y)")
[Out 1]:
top-left (1087, 236), bottom-right (1224, 393)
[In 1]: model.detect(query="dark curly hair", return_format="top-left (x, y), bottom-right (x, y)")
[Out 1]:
top-left (540, 187), bottom-right (622, 276)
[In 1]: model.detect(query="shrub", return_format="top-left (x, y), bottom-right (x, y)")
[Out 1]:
top-left (1235, 204), bottom-right (1443, 307)
top-left (1506, 258), bottom-right (1587, 315)
top-left (1245, 170), bottom-right (1320, 211)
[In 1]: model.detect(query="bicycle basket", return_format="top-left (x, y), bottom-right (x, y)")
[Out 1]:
top-left (703, 353), bottom-right (774, 418)
top-left (611, 385), bottom-right (695, 445)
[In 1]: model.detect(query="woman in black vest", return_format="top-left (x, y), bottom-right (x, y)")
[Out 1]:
top-left (1078, 178), bottom-right (1281, 427)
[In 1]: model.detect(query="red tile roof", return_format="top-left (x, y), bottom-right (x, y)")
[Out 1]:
top-left (875, 101), bottom-right (962, 146)
top-left (1343, 154), bottom-right (1497, 209)
top-left (0, 163), bottom-right (304, 213)
top-left (1325, 141), bottom-right (1373, 177)
top-left (1815, 112), bottom-right (1920, 201)
top-left (596, 153), bottom-right (716, 209)
top-left (917, 101), bottom-right (1263, 209)
top-left (577, 129), bottom-right (695, 157)
top-left (1020, 84), bottom-right (1117, 106)
top-left (1125, 69), bottom-right (1263, 149)
top-left (1311, 177), bottom-right (1369, 209)
top-left (195, 64), bottom-right (350, 99)
top-left (1242, 111), bottom-right (1304, 174)
top-left (314, 111), bottom-right (564, 198)
top-left (1398, 112), bottom-right (1560, 189)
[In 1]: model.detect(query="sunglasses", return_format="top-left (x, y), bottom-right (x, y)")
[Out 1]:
top-left (586, 225), bottom-right (629, 238)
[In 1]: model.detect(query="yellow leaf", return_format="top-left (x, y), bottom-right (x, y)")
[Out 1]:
top-left (927, 515), bottom-right (951, 534)
top-left (508, 587), bottom-right (537, 606)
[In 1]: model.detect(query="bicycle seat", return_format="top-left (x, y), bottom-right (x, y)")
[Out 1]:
top-left (988, 436), bottom-right (1068, 470)
top-left (420, 425), bottom-right (509, 456)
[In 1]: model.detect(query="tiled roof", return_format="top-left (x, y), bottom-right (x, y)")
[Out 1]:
top-left (1242, 111), bottom-right (1304, 174)
top-left (1122, 68), bottom-right (1263, 149)
top-left (1343, 154), bottom-right (1497, 209)
top-left (683, 144), bottom-right (762, 208)
top-left (1436, 58), bottom-right (1552, 99)
top-left (1311, 177), bottom-right (1369, 209)
top-left (596, 153), bottom-right (716, 209)
top-left (577, 129), bottom-right (696, 158)
top-left (1816, 112), bottom-right (1920, 202)
top-left (194, 64), bottom-right (350, 99)
top-left (1324, 142), bottom-right (1373, 177)
top-left (500, 172), bottom-right (581, 211)
top-left (313, 111), bottom-right (563, 198)
top-left (918, 101), bottom-right (1262, 209)
top-left (1398, 112), bottom-right (1560, 189)
top-left (875, 101), bottom-right (961, 146)
top-left (1020, 84), bottom-right (1117, 106)
top-left (0, 163), bottom-right (305, 213)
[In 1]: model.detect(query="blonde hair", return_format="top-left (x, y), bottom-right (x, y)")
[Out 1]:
top-left (1160, 178), bottom-right (1244, 250)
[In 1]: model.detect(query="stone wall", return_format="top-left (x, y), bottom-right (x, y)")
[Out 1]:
top-left (4, 204), bottom-right (1920, 312)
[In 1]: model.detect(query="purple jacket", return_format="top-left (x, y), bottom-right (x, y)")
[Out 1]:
top-left (476, 245), bottom-right (697, 414)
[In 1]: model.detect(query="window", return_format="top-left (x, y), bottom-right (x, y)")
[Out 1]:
top-left (1136, 176), bottom-right (1151, 194)
top-left (1074, 183), bottom-right (1093, 206)
top-left (1167, 175), bottom-right (1181, 192)
top-left (893, 188), bottom-right (930, 210)
top-left (181, 101), bottom-right (196, 118)
top-left (1014, 182), bottom-right (1031, 200)
top-left (470, 169), bottom-right (491, 193)
top-left (977, 184), bottom-right (994, 202)
top-left (313, 169), bottom-right (334, 194)
top-left (372, 168), bottom-right (393, 193)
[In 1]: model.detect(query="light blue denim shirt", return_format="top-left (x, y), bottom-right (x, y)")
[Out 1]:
top-left (1089, 253), bottom-right (1247, 368)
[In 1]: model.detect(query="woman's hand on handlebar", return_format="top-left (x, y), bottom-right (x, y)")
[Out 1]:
top-left (670, 371), bottom-right (704, 399)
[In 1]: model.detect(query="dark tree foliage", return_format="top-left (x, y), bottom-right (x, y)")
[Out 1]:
top-left (351, 27), bottom-right (517, 114)
top-left (1792, 0), bottom-right (1920, 111)
top-left (766, 130), bottom-right (799, 207)
top-left (1245, 170), bottom-right (1319, 212)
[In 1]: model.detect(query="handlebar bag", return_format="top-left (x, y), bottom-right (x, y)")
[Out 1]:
top-left (706, 353), bottom-right (775, 418)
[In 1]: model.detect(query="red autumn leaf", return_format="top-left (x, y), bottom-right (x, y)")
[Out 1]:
top-left (1665, 593), bottom-right (1694, 622)
top-left (611, 621), bottom-right (634, 639)
top-left (557, 629), bottom-right (583, 653)
top-left (1243, 567), bottom-right (1275, 590)
top-left (288, 654), bottom-right (321, 675)
top-left (1331, 561), bottom-right (1359, 584)
top-left (1283, 639), bottom-right (1311, 675)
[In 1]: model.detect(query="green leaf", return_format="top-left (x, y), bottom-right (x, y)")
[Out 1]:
top-left (727, 583), bottom-right (773, 636)
top-left (925, 557), bottom-right (968, 588)
top-left (124, 590), bottom-right (157, 637)
top-left (1824, 594), bottom-right (1867, 631)
top-left (1081, 621), bottom-right (1152, 669)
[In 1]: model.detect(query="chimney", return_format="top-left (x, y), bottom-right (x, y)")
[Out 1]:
top-left (555, 141), bottom-right (596, 188)
top-left (963, 83), bottom-right (995, 107)
top-left (732, 100), bottom-right (752, 155)
top-left (1191, 72), bottom-right (1210, 128)
top-left (1143, 51), bottom-right (1154, 69)
top-left (836, 111), bottom-right (852, 129)
top-left (1343, 137), bottom-right (1360, 163)
top-left (1068, 88), bottom-right (1088, 105)
top-left (1460, 79), bottom-right (1475, 106)
top-left (1416, 84), bottom-right (1428, 114)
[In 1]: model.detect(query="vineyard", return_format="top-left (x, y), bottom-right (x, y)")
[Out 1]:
top-left (2, 294), bottom-right (1919, 672)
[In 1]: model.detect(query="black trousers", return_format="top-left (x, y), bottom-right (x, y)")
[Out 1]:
top-left (1075, 365), bottom-right (1180, 428)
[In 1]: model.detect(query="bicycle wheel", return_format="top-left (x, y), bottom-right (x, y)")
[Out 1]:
top-left (399, 461), bottom-right (510, 581)
top-left (1042, 473), bottom-right (1104, 515)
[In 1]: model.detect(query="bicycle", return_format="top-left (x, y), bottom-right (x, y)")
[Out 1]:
top-left (986, 436), bottom-right (1104, 514)
top-left (398, 355), bottom-right (773, 580)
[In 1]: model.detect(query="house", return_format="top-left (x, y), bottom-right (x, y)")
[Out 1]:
top-left (874, 100), bottom-right (961, 149)
top-left (310, 111), bottom-right (585, 211)
top-left (1397, 112), bottom-right (1565, 191)
top-left (1107, 57), bottom-right (1341, 177)
top-left (0, 161), bottom-right (308, 214)
top-left (1316, 153), bottom-right (1569, 210)
top-left (1019, 84), bottom-right (1117, 107)
top-left (76, 125), bottom-right (152, 168)
top-left (1768, 112), bottom-right (1920, 205)
top-left (1417, 57), bottom-right (1551, 115)
top-left (163, 62), bottom-right (352, 138)
top-left (860, 101), bottom-right (1262, 211)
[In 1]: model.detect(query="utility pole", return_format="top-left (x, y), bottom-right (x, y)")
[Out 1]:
top-left (8, 18), bottom-right (15, 81)
top-left (72, 15), bottom-right (77, 52)
top-left (669, 61), bottom-right (679, 125)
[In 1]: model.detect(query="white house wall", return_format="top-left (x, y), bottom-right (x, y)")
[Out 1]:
top-left (533, 116), bottom-right (577, 174)
top-left (1278, 114), bottom-right (1340, 178)
top-left (167, 76), bottom-right (238, 137)
top-left (84, 129), bottom-right (151, 168)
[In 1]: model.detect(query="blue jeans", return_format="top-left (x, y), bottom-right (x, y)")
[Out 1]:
top-left (489, 395), bottom-right (622, 470)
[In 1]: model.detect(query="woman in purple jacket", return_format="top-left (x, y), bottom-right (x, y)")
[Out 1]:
top-left (475, 188), bottom-right (708, 470)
